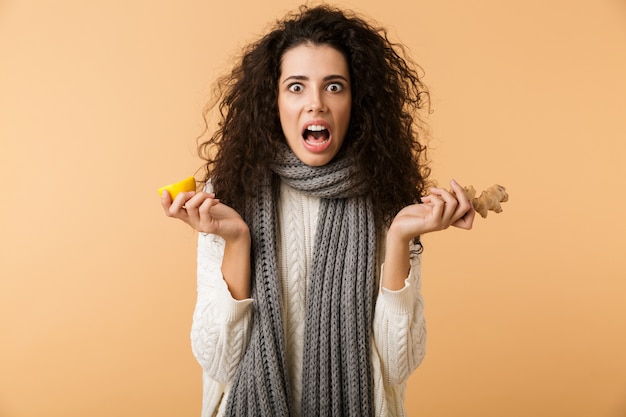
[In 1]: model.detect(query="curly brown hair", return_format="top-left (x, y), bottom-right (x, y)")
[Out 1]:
top-left (198, 4), bottom-right (431, 227)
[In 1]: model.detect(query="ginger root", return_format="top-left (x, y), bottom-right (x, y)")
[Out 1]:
top-left (464, 184), bottom-right (509, 218)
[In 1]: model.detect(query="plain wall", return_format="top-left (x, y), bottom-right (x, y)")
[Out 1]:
top-left (1, 0), bottom-right (625, 416)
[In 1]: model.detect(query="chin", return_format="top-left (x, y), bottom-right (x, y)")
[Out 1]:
top-left (299, 155), bottom-right (334, 167)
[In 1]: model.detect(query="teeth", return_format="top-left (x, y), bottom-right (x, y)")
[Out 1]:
top-left (306, 124), bottom-right (327, 132)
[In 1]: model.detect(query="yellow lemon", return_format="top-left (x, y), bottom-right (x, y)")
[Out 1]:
top-left (158, 176), bottom-right (196, 200)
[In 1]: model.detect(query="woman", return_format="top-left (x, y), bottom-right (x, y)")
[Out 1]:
top-left (161, 5), bottom-right (474, 416)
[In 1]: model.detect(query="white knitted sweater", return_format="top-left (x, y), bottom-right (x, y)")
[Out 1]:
top-left (191, 182), bottom-right (426, 417)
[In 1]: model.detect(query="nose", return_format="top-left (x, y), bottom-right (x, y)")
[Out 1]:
top-left (307, 90), bottom-right (326, 113)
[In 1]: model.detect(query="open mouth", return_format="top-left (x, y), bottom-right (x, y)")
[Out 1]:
top-left (302, 124), bottom-right (330, 146)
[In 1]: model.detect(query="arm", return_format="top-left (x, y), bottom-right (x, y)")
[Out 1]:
top-left (161, 184), bottom-right (254, 382)
top-left (374, 180), bottom-right (474, 385)
top-left (374, 243), bottom-right (426, 385)
top-left (190, 232), bottom-right (254, 384)
top-left (161, 187), bottom-right (252, 299)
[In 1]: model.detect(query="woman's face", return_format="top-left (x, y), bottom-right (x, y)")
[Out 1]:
top-left (277, 43), bottom-right (351, 167)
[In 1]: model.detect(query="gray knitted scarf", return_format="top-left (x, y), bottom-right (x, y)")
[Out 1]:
top-left (225, 146), bottom-right (377, 417)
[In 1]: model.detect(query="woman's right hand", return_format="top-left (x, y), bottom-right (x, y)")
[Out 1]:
top-left (162, 190), bottom-right (252, 299)
top-left (161, 190), bottom-right (250, 242)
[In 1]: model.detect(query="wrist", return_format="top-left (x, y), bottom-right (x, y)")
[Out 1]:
top-left (386, 222), bottom-right (413, 248)
top-left (223, 223), bottom-right (251, 247)
top-left (383, 231), bottom-right (411, 291)
top-left (222, 225), bottom-right (252, 300)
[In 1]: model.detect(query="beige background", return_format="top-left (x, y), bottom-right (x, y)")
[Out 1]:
top-left (1, 0), bottom-right (625, 416)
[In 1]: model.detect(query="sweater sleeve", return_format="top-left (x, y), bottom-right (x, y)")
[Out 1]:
top-left (190, 232), bottom-right (254, 384)
top-left (373, 243), bottom-right (426, 386)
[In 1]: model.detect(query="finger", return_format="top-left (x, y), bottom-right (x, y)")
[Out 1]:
top-left (453, 202), bottom-right (475, 230)
top-left (198, 196), bottom-right (220, 216)
top-left (183, 191), bottom-right (216, 204)
top-left (420, 195), bottom-right (436, 206)
top-left (162, 189), bottom-right (189, 220)
top-left (449, 179), bottom-right (469, 203)
top-left (166, 191), bottom-right (195, 219)
top-left (161, 189), bottom-right (173, 216)
top-left (449, 179), bottom-right (473, 221)
top-left (454, 215), bottom-right (474, 229)
top-left (429, 187), bottom-right (458, 225)
top-left (425, 188), bottom-right (446, 223)
top-left (185, 192), bottom-right (218, 225)
top-left (184, 192), bottom-right (216, 211)
top-left (196, 197), bottom-right (220, 229)
top-left (172, 191), bottom-right (195, 210)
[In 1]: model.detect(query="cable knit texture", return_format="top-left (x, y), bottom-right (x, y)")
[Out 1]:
top-left (225, 146), bottom-right (376, 416)
top-left (191, 166), bottom-right (427, 417)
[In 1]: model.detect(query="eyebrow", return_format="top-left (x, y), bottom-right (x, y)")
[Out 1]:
top-left (281, 74), bottom-right (350, 84)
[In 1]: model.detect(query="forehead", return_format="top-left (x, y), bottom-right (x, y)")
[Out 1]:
top-left (279, 44), bottom-right (350, 79)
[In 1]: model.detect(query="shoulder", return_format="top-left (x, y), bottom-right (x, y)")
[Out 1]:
top-left (202, 180), bottom-right (214, 193)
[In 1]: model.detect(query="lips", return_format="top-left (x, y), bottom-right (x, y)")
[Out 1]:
top-left (301, 120), bottom-right (332, 153)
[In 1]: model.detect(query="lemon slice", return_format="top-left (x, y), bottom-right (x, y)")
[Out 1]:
top-left (158, 176), bottom-right (197, 200)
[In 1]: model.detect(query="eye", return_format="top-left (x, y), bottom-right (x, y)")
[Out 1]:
top-left (326, 82), bottom-right (344, 93)
top-left (288, 83), bottom-right (304, 93)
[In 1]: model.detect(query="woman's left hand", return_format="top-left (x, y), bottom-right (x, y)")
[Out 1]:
top-left (388, 179), bottom-right (475, 243)
top-left (383, 179), bottom-right (475, 290)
